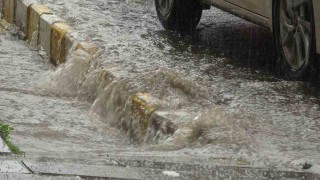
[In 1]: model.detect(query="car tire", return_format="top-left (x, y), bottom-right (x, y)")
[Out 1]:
top-left (274, 0), bottom-right (317, 81)
top-left (155, 0), bottom-right (203, 33)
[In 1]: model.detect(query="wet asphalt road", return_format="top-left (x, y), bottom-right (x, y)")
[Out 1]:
top-left (1, 0), bottom-right (320, 173)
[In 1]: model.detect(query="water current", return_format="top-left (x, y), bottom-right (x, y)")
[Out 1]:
top-left (32, 0), bottom-right (320, 170)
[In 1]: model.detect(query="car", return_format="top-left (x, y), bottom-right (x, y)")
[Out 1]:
top-left (154, 0), bottom-right (320, 81)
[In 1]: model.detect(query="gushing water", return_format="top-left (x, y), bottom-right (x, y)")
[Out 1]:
top-left (32, 0), bottom-right (320, 170)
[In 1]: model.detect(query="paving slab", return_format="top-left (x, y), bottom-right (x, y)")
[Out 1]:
top-left (0, 173), bottom-right (82, 180)
top-left (0, 161), bottom-right (29, 174)
top-left (0, 138), bottom-right (10, 154)
top-left (23, 161), bottom-right (146, 179)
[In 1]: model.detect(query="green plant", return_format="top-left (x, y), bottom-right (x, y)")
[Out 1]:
top-left (0, 123), bottom-right (23, 155)
top-left (0, 123), bottom-right (14, 139)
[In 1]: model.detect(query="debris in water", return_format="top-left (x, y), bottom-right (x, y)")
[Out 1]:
top-left (162, 170), bottom-right (180, 177)
top-left (302, 162), bottom-right (312, 170)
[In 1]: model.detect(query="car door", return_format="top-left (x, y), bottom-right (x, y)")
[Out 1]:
top-left (225, 0), bottom-right (270, 18)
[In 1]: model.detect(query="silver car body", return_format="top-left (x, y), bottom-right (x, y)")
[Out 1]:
top-left (202, 0), bottom-right (320, 54)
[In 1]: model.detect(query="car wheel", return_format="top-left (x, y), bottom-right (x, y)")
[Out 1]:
top-left (274, 0), bottom-right (316, 80)
top-left (155, 0), bottom-right (203, 33)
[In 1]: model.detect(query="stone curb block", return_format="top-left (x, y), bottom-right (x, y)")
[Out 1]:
top-left (77, 41), bottom-right (100, 57)
top-left (0, 1), bottom-right (3, 17)
top-left (132, 93), bottom-right (157, 136)
top-left (27, 4), bottom-right (52, 42)
top-left (131, 93), bottom-right (177, 142)
top-left (2, 0), bottom-right (14, 23)
top-left (15, 0), bottom-right (36, 35)
top-left (50, 22), bottom-right (70, 64)
top-left (39, 14), bottom-right (63, 55)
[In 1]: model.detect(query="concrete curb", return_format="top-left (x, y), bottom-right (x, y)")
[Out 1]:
top-left (132, 93), bottom-right (158, 137)
top-left (27, 4), bottom-right (52, 42)
top-left (131, 93), bottom-right (177, 143)
top-left (0, 0), bottom-right (176, 144)
top-left (2, 0), bottom-right (14, 23)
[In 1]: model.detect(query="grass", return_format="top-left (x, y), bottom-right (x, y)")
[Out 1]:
top-left (0, 122), bottom-right (23, 155)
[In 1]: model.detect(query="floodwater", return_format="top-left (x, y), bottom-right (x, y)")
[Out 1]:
top-left (0, 26), bottom-right (138, 163)
top-left (25, 0), bottom-right (320, 170)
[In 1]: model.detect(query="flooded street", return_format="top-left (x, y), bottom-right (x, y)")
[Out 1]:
top-left (0, 0), bottom-right (320, 177)
top-left (33, 0), bottom-right (320, 170)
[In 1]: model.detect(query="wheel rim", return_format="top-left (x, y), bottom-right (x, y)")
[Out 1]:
top-left (158, 0), bottom-right (173, 16)
top-left (279, 0), bottom-right (312, 70)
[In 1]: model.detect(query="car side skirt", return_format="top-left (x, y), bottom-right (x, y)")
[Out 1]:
top-left (313, 0), bottom-right (320, 54)
top-left (202, 0), bottom-right (272, 29)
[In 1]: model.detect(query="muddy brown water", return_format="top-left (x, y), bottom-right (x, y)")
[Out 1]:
top-left (12, 0), bottom-right (320, 171)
